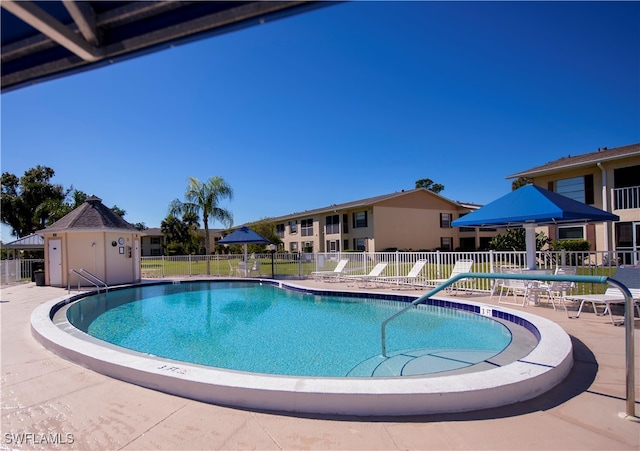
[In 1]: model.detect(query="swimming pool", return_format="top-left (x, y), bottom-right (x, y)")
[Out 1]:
top-left (31, 279), bottom-right (574, 416)
top-left (65, 281), bottom-right (513, 377)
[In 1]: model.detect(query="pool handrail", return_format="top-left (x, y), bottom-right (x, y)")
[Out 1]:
top-left (380, 272), bottom-right (636, 421)
top-left (68, 268), bottom-right (109, 293)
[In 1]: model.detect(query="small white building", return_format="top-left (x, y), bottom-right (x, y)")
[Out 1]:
top-left (40, 195), bottom-right (142, 287)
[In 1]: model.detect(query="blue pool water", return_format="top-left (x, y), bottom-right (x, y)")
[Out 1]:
top-left (66, 281), bottom-right (512, 377)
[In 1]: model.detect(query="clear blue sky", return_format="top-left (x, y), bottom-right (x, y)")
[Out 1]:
top-left (2, 1), bottom-right (639, 241)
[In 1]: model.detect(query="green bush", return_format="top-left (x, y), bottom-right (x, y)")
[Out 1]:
top-left (550, 239), bottom-right (590, 265)
top-left (550, 239), bottom-right (590, 252)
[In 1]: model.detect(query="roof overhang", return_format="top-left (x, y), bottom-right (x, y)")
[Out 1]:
top-left (506, 145), bottom-right (640, 180)
top-left (1, 1), bottom-right (335, 93)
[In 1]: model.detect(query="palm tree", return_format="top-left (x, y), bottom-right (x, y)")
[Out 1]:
top-left (170, 176), bottom-right (233, 274)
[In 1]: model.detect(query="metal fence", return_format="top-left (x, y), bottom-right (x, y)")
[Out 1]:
top-left (0, 258), bottom-right (44, 285)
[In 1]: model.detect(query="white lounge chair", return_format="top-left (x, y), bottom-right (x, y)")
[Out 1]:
top-left (374, 259), bottom-right (428, 288)
top-left (429, 259), bottom-right (474, 294)
top-left (311, 258), bottom-right (349, 282)
top-left (343, 262), bottom-right (388, 288)
top-left (564, 266), bottom-right (640, 324)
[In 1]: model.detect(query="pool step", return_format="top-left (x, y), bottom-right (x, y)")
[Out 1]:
top-left (347, 349), bottom-right (498, 377)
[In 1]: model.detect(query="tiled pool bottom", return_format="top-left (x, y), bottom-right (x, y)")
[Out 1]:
top-left (349, 316), bottom-right (538, 377)
top-left (31, 280), bottom-right (573, 416)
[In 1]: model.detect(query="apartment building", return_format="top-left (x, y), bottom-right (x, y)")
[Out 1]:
top-left (270, 188), bottom-right (494, 253)
top-left (140, 228), bottom-right (223, 256)
top-left (507, 143), bottom-right (640, 263)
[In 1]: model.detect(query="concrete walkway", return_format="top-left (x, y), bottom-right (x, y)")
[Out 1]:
top-left (1, 280), bottom-right (638, 450)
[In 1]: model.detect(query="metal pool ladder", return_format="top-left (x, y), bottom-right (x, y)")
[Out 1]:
top-left (68, 268), bottom-right (108, 293)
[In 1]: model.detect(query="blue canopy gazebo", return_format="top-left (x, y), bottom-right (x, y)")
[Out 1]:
top-left (219, 227), bottom-right (269, 269)
top-left (451, 185), bottom-right (619, 269)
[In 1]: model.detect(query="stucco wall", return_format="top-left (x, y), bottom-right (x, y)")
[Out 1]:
top-left (44, 230), bottom-right (140, 287)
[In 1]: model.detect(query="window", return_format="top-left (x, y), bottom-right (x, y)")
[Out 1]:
top-left (614, 165), bottom-right (640, 188)
top-left (327, 240), bottom-right (339, 252)
top-left (301, 219), bottom-right (313, 237)
top-left (302, 241), bottom-right (313, 253)
top-left (615, 222), bottom-right (633, 248)
top-left (326, 215), bottom-right (339, 234)
top-left (150, 237), bottom-right (161, 245)
top-left (353, 211), bottom-right (367, 228)
top-left (440, 213), bottom-right (452, 228)
top-left (440, 237), bottom-right (453, 251)
top-left (344, 239), bottom-right (349, 251)
top-left (151, 248), bottom-right (163, 256)
top-left (558, 226), bottom-right (584, 240)
top-left (556, 175), bottom-right (594, 204)
top-left (459, 237), bottom-right (475, 251)
top-left (276, 223), bottom-right (284, 238)
top-left (290, 241), bottom-right (298, 252)
top-left (290, 220), bottom-right (297, 234)
top-left (354, 238), bottom-right (366, 251)
top-left (342, 214), bottom-right (349, 233)
top-left (479, 237), bottom-right (492, 250)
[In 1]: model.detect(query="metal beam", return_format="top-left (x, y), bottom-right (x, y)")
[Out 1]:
top-left (63, 0), bottom-right (100, 46)
top-left (1, 0), bottom-right (101, 61)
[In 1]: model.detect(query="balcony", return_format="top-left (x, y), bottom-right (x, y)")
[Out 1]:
top-left (613, 185), bottom-right (640, 210)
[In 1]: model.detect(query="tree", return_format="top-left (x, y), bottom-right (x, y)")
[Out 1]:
top-left (160, 214), bottom-right (197, 255)
top-left (110, 205), bottom-right (126, 217)
top-left (1, 165), bottom-right (67, 237)
top-left (170, 176), bottom-right (233, 273)
top-left (245, 218), bottom-right (283, 253)
top-left (511, 176), bottom-right (531, 190)
top-left (2, 166), bottom-right (143, 239)
top-left (415, 178), bottom-right (444, 194)
top-left (488, 228), bottom-right (551, 252)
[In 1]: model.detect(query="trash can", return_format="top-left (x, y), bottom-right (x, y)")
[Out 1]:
top-left (34, 270), bottom-right (45, 286)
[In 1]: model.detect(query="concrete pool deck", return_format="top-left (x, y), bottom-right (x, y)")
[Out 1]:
top-left (1, 279), bottom-right (639, 450)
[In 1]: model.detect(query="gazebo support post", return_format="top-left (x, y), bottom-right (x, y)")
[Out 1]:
top-left (524, 223), bottom-right (537, 270)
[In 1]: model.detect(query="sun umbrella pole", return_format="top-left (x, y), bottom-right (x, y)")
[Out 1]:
top-left (524, 223), bottom-right (537, 270)
top-left (243, 244), bottom-right (248, 276)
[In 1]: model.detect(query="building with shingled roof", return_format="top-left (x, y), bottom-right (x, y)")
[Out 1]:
top-left (506, 143), bottom-right (640, 263)
top-left (39, 195), bottom-right (142, 286)
top-left (267, 187), bottom-right (491, 253)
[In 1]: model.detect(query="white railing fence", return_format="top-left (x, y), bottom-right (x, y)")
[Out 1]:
top-left (614, 186), bottom-right (640, 210)
top-left (6, 251), bottom-right (638, 296)
top-left (137, 249), bottom-right (637, 295)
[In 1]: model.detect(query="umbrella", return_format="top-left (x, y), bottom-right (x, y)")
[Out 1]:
top-left (451, 185), bottom-right (619, 269)
top-left (219, 227), bottom-right (269, 271)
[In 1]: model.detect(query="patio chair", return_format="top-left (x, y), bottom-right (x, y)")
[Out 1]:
top-left (248, 261), bottom-right (261, 277)
top-left (311, 258), bottom-right (349, 282)
top-left (497, 268), bottom-right (530, 307)
top-left (374, 259), bottom-right (428, 288)
top-left (343, 262), bottom-right (388, 288)
top-left (564, 266), bottom-right (640, 324)
top-left (527, 266), bottom-right (576, 310)
top-left (428, 259), bottom-right (474, 294)
top-left (489, 265), bottom-right (521, 299)
top-left (236, 261), bottom-right (248, 277)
